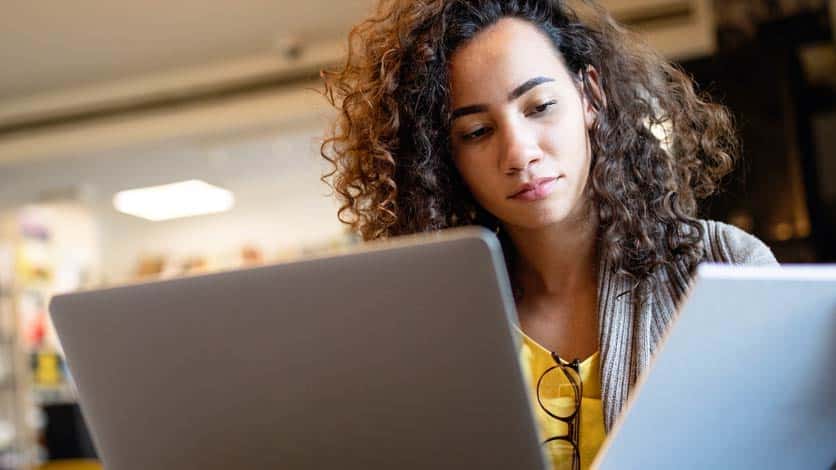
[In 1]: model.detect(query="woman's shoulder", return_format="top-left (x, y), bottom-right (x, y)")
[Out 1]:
top-left (696, 219), bottom-right (778, 266)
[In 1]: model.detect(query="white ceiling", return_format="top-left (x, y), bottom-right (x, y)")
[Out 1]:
top-left (0, 0), bottom-right (374, 100)
top-left (0, 0), bottom-right (724, 170)
top-left (1, 0), bottom-right (727, 102)
top-left (0, 115), bottom-right (328, 209)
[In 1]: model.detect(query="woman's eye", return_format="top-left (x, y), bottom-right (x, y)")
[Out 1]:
top-left (462, 127), bottom-right (491, 141)
top-left (528, 100), bottom-right (557, 116)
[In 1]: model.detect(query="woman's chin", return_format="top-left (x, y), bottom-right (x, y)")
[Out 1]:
top-left (500, 213), bottom-right (574, 232)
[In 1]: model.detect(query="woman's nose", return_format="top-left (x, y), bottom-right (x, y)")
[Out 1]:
top-left (499, 124), bottom-right (542, 175)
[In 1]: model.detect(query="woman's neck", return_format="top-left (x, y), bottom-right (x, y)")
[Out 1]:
top-left (505, 203), bottom-right (601, 357)
top-left (506, 204), bottom-right (599, 302)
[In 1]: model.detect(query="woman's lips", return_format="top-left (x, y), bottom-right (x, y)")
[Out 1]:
top-left (509, 177), bottom-right (560, 201)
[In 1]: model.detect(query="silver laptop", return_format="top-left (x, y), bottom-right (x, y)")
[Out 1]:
top-left (594, 263), bottom-right (836, 470)
top-left (49, 227), bottom-right (549, 470)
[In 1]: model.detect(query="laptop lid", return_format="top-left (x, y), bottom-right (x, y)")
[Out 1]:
top-left (593, 263), bottom-right (836, 470)
top-left (50, 227), bottom-right (548, 470)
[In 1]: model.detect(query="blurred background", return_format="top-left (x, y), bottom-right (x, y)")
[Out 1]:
top-left (0, 0), bottom-right (833, 468)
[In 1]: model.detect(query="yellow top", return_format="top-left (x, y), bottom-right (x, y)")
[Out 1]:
top-left (518, 330), bottom-right (606, 470)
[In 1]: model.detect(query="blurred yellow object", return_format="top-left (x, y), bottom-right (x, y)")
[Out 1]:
top-left (35, 352), bottom-right (61, 386)
top-left (38, 460), bottom-right (102, 470)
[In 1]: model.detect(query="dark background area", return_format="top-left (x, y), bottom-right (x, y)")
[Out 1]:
top-left (682, 3), bottom-right (836, 263)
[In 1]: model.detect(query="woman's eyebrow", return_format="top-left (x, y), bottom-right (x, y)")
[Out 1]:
top-left (507, 76), bottom-right (554, 101)
top-left (450, 76), bottom-right (555, 123)
top-left (450, 104), bottom-right (488, 122)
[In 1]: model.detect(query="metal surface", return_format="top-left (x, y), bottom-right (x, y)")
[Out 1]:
top-left (595, 263), bottom-right (836, 469)
top-left (50, 227), bottom-right (547, 470)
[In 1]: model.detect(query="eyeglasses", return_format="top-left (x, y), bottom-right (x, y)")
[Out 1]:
top-left (535, 351), bottom-right (582, 470)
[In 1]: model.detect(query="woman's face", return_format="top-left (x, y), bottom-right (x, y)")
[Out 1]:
top-left (448, 17), bottom-right (597, 231)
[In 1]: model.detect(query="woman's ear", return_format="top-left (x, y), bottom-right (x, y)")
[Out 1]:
top-left (581, 65), bottom-right (606, 130)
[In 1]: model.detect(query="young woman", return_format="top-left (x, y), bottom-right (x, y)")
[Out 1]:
top-left (320, 1), bottom-right (777, 468)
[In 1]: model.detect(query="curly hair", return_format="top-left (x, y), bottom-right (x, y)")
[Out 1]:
top-left (320, 0), bottom-right (738, 302)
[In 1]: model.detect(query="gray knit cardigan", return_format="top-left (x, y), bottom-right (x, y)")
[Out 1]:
top-left (597, 219), bottom-right (778, 431)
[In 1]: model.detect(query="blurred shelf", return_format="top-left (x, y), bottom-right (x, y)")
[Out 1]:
top-left (32, 386), bottom-right (76, 407)
top-left (0, 450), bottom-right (31, 470)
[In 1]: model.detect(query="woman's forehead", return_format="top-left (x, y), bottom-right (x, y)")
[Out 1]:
top-left (448, 18), bottom-right (573, 104)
